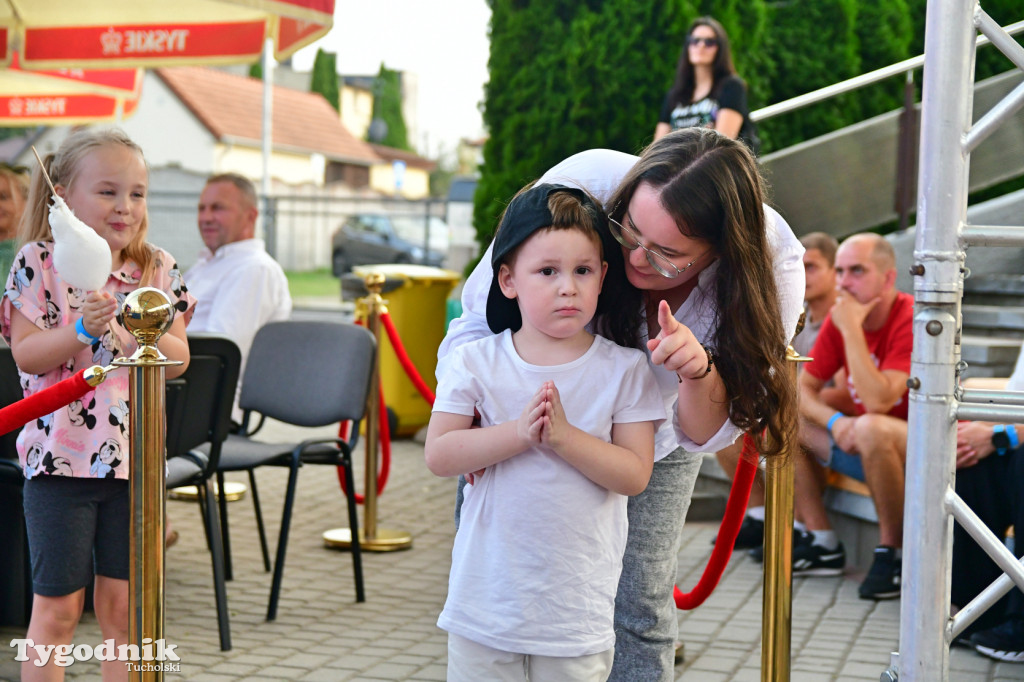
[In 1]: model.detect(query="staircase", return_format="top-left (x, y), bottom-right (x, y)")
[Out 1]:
top-left (890, 187), bottom-right (1024, 379)
top-left (961, 274), bottom-right (1024, 378)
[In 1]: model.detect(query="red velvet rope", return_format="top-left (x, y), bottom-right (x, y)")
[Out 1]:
top-left (337, 384), bottom-right (391, 504)
top-left (0, 370), bottom-right (92, 436)
top-left (380, 312), bottom-right (436, 404)
top-left (336, 316), bottom-right (393, 504)
top-left (674, 433), bottom-right (760, 610)
top-left (337, 310), bottom-right (438, 504)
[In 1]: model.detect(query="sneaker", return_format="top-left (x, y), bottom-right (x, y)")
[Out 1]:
top-left (792, 530), bottom-right (846, 576)
top-left (971, 618), bottom-right (1024, 662)
top-left (747, 528), bottom-right (803, 563)
top-left (858, 546), bottom-right (901, 600)
top-left (712, 515), bottom-right (764, 550)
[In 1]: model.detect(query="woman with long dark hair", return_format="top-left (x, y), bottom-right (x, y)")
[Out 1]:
top-left (439, 128), bottom-right (804, 679)
top-left (655, 16), bottom-right (759, 154)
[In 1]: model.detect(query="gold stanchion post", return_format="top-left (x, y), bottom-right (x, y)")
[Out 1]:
top-left (761, 333), bottom-right (810, 682)
top-left (114, 288), bottom-right (181, 681)
top-left (324, 272), bottom-right (412, 552)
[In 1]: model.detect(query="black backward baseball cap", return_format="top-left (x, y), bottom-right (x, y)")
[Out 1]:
top-left (485, 182), bottom-right (610, 334)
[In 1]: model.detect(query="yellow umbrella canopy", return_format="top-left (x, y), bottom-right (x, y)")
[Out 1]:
top-left (0, 0), bottom-right (334, 70)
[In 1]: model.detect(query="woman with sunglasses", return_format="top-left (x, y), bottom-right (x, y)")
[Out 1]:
top-left (438, 127), bottom-right (803, 680)
top-left (655, 16), bottom-right (759, 155)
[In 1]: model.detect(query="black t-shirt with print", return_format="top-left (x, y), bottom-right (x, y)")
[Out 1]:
top-left (659, 75), bottom-right (760, 155)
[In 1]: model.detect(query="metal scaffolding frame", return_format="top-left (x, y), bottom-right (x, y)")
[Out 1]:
top-left (893, 2), bottom-right (1024, 680)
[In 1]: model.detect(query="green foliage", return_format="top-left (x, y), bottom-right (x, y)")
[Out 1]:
top-left (474, 0), bottom-right (1020, 251)
top-left (371, 64), bottom-right (412, 151)
top-left (760, 0), bottom-right (861, 152)
top-left (249, 62), bottom-right (262, 80)
top-left (310, 49), bottom-right (340, 112)
top-left (854, 0), bottom-right (914, 120)
top-left (475, 0), bottom-right (697, 249)
top-left (975, 1), bottom-right (1024, 82)
top-left (903, 0), bottom-right (927, 56)
top-left (905, 0), bottom-right (1022, 81)
top-left (697, 0), bottom-right (773, 108)
top-left (284, 269), bottom-right (339, 297)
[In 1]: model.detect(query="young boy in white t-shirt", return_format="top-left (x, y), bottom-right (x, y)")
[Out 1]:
top-left (425, 182), bottom-right (665, 681)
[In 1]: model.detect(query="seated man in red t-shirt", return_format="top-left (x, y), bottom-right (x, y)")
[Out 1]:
top-left (793, 233), bottom-right (914, 601)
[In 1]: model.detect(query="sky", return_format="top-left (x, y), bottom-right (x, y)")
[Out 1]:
top-left (291, 0), bottom-right (491, 162)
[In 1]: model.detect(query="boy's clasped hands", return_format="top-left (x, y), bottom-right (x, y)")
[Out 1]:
top-left (464, 381), bottom-right (582, 485)
top-left (517, 380), bottom-right (572, 451)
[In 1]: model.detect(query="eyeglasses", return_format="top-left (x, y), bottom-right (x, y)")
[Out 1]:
top-left (608, 215), bottom-right (702, 279)
top-left (687, 36), bottom-right (719, 48)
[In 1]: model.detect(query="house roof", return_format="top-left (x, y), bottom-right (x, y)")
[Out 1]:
top-left (156, 67), bottom-right (380, 166)
top-left (369, 144), bottom-right (437, 172)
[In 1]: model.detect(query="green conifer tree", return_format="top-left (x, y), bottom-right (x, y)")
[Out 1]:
top-left (761, 0), bottom-right (861, 151)
top-left (474, 0), bottom-right (697, 256)
top-left (310, 48), bottom-right (340, 112)
top-left (371, 64), bottom-right (411, 151)
top-left (854, 0), bottom-right (913, 120)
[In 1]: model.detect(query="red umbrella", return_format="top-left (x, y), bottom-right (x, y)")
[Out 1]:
top-left (0, 51), bottom-right (141, 126)
top-left (0, 0), bottom-right (334, 70)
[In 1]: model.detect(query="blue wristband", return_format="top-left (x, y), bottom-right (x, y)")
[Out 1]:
top-left (75, 317), bottom-right (99, 344)
top-left (1009, 425), bottom-right (1020, 450)
top-left (826, 412), bottom-right (844, 434)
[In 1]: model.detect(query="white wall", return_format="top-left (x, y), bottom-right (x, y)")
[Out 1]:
top-left (370, 163), bottom-right (430, 199)
top-left (213, 143), bottom-right (325, 187)
top-left (341, 85), bottom-right (374, 140)
top-left (120, 73), bottom-right (215, 176)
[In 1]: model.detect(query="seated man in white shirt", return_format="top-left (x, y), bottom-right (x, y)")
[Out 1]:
top-left (185, 173), bottom-right (292, 421)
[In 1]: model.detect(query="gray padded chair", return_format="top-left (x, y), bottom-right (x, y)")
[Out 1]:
top-left (212, 320), bottom-right (374, 620)
top-left (165, 333), bottom-right (241, 651)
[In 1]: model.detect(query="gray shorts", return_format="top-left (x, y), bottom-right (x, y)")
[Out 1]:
top-left (23, 475), bottom-right (130, 596)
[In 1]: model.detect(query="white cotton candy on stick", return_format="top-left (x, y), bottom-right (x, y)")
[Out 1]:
top-left (48, 195), bottom-right (112, 292)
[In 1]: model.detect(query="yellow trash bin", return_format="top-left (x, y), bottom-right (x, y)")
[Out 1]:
top-left (349, 264), bottom-right (460, 437)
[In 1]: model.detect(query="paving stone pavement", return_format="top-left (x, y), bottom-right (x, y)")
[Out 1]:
top-left (1, 418), bottom-right (1023, 681)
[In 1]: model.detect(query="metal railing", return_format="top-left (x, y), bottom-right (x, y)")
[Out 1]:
top-left (751, 19), bottom-right (1024, 240)
top-left (145, 190), bottom-right (449, 273)
top-left (749, 19), bottom-right (1024, 124)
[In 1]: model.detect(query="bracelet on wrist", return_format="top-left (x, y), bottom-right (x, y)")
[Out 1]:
top-left (75, 317), bottom-right (100, 345)
top-left (678, 344), bottom-right (715, 382)
top-left (826, 412), bottom-right (844, 434)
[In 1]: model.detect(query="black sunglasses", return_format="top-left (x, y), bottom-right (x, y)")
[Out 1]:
top-left (687, 36), bottom-right (719, 48)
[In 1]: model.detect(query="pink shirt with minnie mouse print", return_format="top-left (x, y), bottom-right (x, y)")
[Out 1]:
top-left (1, 241), bottom-right (196, 479)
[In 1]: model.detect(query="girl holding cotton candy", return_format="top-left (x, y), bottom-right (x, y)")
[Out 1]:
top-left (1, 128), bottom-right (195, 680)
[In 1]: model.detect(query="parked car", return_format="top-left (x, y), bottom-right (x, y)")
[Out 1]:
top-left (331, 213), bottom-right (449, 276)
